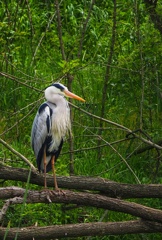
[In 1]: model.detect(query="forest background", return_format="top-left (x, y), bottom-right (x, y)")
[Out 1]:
top-left (0, 0), bottom-right (162, 239)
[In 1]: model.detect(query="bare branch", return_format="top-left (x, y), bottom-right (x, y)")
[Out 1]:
top-left (0, 220), bottom-right (162, 239)
top-left (0, 196), bottom-right (24, 222)
top-left (78, 0), bottom-right (95, 59)
top-left (55, 0), bottom-right (66, 60)
top-left (0, 199), bottom-right (11, 222)
top-left (1, 220), bottom-right (162, 239)
top-left (0, 72), bottom-right (41, 92)
top-left (70, 102), bottom-right (162, 150)
top-left (1, 187), bottom-right (162, 223)
top-left (132, 139), bottom-right (162, 155)
top-left (30, 10), bottom-right (57, 66)
top-left (25, 0), bottom-right (35, 39)
top-left (98, 136), bottom-right (141, 184)
top-left (0, 103), bottom-right (40, 137)
top-left (1, 165), bottom-right (162, 199)
top-left (62, 137), bottom-right (132, 155)
top-left (0, 139), bottom-right (36, 171)
top-left (98, 0), bottom-right (117, 158)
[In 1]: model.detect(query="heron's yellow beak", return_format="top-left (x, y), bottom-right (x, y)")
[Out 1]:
top-left (64, 89), bottom-right (85, 102)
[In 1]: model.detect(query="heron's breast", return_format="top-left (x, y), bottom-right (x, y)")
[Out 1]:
top-left (49, 108), bottom-right (71, 152)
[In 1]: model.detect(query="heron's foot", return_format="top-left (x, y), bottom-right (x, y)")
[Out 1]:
top-left (50, 187), bottom-right (66, 196)
top-left (40, 188), bottom-right (52, 203)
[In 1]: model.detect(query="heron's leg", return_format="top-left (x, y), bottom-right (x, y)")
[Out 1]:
top-left (43, 147), bottom-right (47, 189)
top-left (51, 156), bottom-right (59, 190)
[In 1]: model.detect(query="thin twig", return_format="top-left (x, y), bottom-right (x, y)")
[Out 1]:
top-left (62, 137), bottom-right (133, 155)
top-left (0, 104), bottom-right (39, 136)
top-left (70, 102), bottom-right (162, 150)
top-left (0, 138), bottom-right (36, 171)
top-left (81, 123), bottom-right (141, 183)
top-left (0, 72), bottom-right (41, 92)
top-left (55, 0), bottom-right (66, 60)
top-left (98, 0), bottom-right (117, 159)
top-left (30, 8), bottom-right (57, 66)
top-left (78, 0), bottom-right (95, 59)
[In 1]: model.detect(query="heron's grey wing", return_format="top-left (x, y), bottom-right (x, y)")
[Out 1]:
top-left (31, 103), bottom-right (52, 158)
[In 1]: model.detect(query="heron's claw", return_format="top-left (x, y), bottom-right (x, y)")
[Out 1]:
top-left (50, 188), bottom-right (66, 196)
top-left (40, 188), bottom-right (52, 203)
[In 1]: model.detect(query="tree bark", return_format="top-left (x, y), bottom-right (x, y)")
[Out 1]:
top-left (1, 220), bottom-right (162, 240)
top-left (1, 165), bottom-right (162, 199)
top-left (1, 187), bottom-right (162, 223)
top-left (1, 166), bottom-right (162, 238)
top-left (132, 139), bottom-right (162, 155)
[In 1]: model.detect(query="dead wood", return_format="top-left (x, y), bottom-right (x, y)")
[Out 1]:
top-left (0, 220), bottom-right (162, 240)
top-left (1, 165), bottom-right (162, 238)
top-left (1, 187), bottom-right (162, 224)
top-left (1, 165), bottom-right (162, 198)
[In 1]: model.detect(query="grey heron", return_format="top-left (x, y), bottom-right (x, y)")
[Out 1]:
top-left (31, 83), bottom-right (85, 191)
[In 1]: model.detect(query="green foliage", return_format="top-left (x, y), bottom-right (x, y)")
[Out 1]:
top-left (0, 0), bottom-right (162, 239)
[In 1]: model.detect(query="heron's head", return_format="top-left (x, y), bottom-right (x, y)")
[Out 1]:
top-left (45, 83), bottom-right (85, 102)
